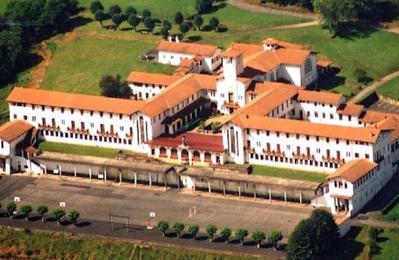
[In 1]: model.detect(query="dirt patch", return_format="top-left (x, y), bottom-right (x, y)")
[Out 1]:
top-left (26, 42), bottom-right (52, 89)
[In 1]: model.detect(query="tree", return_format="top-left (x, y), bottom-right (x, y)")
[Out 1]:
top-left (174, 12), bottom-right (184, 25)
top-left (252, 231), bottom-right (266, 248)
top-left (193, 15), bottom-right (204, 30)
top-left (125, 6), bottom-right (137, 17)
top-left (235, 229), bottom-right (249, 246)
top-left (188, 224), bottom-right (199, 239)
top-left (109, 4), bottom-right (122, 17)
top-left (354, 68), bottom-right (371, 84)
top-left (128, 14), bottom-right (140, 32)
top-left (268, 231), bottom-right (283, 250)
top-left (287, 209), bottom-right (339, 259)
top-left (142, 9), bottom-right (151, 21)
top-left (51, 208), bottom-right (65, 224)
top-left (100, 74), bottom-right (132, 98)
top-left (90, 0), bottom-right (104, 14)
top-left (36, 205), bottom-right (48, 222)
top-left (179, 22), bottom-right (190, 36)
top-left (19, 205), bottom-right (32, 220)
top-left (162, 20), bottom-right (172, 31)
top-left (95, 10), bottom-right (109, 28)
top-left (368, 227), bottom-right (379, 241)
top-left (369, 240), bottom-right (380, 257)
top-left (313, 0), bottom-right (356, 35)
top-left (172, 222), bottom-right (185, 238)
top-left (209, 17), bottom-right (219, 32)
top-left (206, 224), bottom-right (218, 242)
top-left (6, 202), bottom-right (17, 218)
top-left (196, 0), bottom-right (214, 14)
top-left (112, 14), bottom-right (124, 30)
top-left (157, 221), bottom-right (169, 237)
top-left (144, 17), bottom-right (155, 33)
top-left (220, 227), bottom-right (231, 244)
top-left (0, 27), bottom-right (25, 85)
top-left (67, 209), bottom-right (80, 224)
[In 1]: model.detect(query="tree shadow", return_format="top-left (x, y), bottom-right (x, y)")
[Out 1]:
top-left (331, 226), bottom-right (366, 260)
top-left (334, 22), bottom-right (378, 40)
top-left (187, 35), bottom-right (202, 42)
top-left (202, 3), bottom-right (227, 15)
top-left (201, 25), bottom-right (213, 32)
top-left (374, 1), bottom-right (399, 23)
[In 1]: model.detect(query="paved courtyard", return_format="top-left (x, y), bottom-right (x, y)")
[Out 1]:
top-left (0, 175), bottom-right (312, 236)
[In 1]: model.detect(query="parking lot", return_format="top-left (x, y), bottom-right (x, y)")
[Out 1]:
top-left (0, 175), bottom-right (313, 236)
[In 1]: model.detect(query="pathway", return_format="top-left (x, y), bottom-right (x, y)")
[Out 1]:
top-left (349, 70), bottom-right (399, 104)
top-left (227, 0), bottom-right (316, 19)
top-left (26, 42), bottom-right (52, 88)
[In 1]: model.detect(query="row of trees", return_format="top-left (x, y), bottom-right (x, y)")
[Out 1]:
top-left (90, 1), bottom-right (222, 38)
top-left (0, 0), bottom-right (79, 85)
top-left (260, 0), bottom-right (313, 11)
top-left (3, 202), bottom-right (80, 225)
top-left (156, 221), bottom-right (283, 249)
top-left (99, 74), bottom-right (132, 99)
top-left (313, 0), bottom-right (380, 35)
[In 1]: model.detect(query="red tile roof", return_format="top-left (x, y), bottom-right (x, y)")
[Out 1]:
top-left (149, 132), bottom-right (224, 152)
top-left (326, 159), bottom-right (377, 183)
top-left (127, 71), bottom-right (180, 86)
top-left (157, 40), bottom-right (219, 57)
top-left (297, 89), bottom-right (343, 106)
top-left (7, 87), bottom-right (146, 115)
top-left (231, 115), bottom-right (381, 143)
top-left (0, 120), bottom-right (34, 143)
top-left (337, 104), bottom-right (364, 116)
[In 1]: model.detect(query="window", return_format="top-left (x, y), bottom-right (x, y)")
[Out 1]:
top-left (61, 120), bottom-right (65, 125)
top-left (90, 123), bottom-right (94, 128)
top-left (32, 116), bottom-right (36, 122)
top-left (0, 141), bottom-right (3, 149)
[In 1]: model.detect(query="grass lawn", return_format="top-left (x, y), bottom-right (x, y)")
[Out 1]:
top-left (42, 38), bottom-right (175, 95)
top-left (342, 226), bottom-right (399, 260)
top-left (203, 24), bottom-right (399, 97)
top-left (0, 227), bottom-right (258, 259)
top-left (376, 76), bottom-right (399, 100)
top-left (251, 165), bottom-right (326, 183)
top-left (380, 196), bottom-right (399, 223)
top-left (38, 141), bottom-right (121, 159)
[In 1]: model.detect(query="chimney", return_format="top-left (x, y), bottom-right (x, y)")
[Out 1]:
top-left (175, 35), bottom-right (180, 43)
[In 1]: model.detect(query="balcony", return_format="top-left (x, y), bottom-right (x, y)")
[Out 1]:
top-left (244, 146), bottom-right (255, 153)
top-left (39, 124), bottom-right (60, 131)
top-left (126, 133), bottom-right (133, 140)
top-left (97, 130), bottom-right (118, 138)
top-left (67, 127), bottom-right (89, 135)
top-left (265, 149), bottom-right (285, 158)
top-left (322, 156), bottom-right (345, 164)
top-left (292, 152), bottom-right (315, 160)
top-left (224, 101), bottom-right (239, 109)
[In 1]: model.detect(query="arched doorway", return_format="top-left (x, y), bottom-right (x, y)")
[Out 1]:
top-left (159, 147), bottom-right (167, 157)
top-left (181, 149), bottom-right (189, 159)
top-left (193, 150), bottom-right (201, 161)
top-left (204, 152), bottom-right (212, 162)
top-left (171, 148), bottom-right (178, 159)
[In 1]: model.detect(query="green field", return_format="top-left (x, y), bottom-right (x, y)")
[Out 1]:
top-left (376, 76), bottom-right (399, 100)
top-left (38, 141), bottom-right (121, 158)
top-left (381, 196), bottom-right (399, 223)
top-left (0, 227), bottom-right (257, 259)
top-left (251, 165), bottom-right (326, 183)
top-left (343, 226), bottom-right (399, 260)
top-left (42, 37), bottom-right (175, 95)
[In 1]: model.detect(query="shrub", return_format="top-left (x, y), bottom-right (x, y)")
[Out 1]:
top-left (51, 208), bottom-right (65, 224)
top-left (368, 227), bottom-right (379, 241)
top-left (36, 205), bottom-right (48, 222)
top-left (6, 202), bottom-right (16, 218)
top-left (220, 227), bottom-right (231, 243)
top-left (109, 5), bottom-right (122, 16)
top-left (67, 209), bottom-right (80, 224)
top-left (206, 224), bottom-right (217, 242)
top-left (188, 224), bottom-right (199, 239)
top-left (157, 220), bottom-right (169, 237)
top-left (268, 231), bottom-right (283, 250)
top-left (19, 205), bottom-right (32, 220)
top-left (235, 229), bottom-right (248, 246)
top-left (172, 222), bottom-right (185, 238)
top-left (90, 0), bottom-right (104, 14)
top-left (252, 231), bottom-right (266, 248)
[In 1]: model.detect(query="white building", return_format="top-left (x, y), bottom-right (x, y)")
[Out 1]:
top-left (156, 40), bottom-right (222, 73)
top-left (2, 37), bottom-right (399, 217)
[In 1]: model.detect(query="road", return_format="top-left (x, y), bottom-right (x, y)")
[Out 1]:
top-left (350, 70), bottom-right (399, 104)
top-left (0, 175), bottom-right (312, 237)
